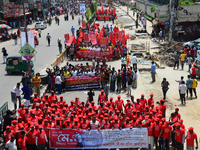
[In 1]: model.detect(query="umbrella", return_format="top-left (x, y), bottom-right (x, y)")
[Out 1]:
top-left (28, 30), bottom-right (38, 34)
top-left (0, 24), bottom-right (11, 29)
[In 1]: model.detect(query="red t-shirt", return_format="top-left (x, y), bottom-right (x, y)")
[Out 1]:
top-left (135, 102), bottom-right (142, 112)
top-left (190, 49), bottom-right (195, 56)
top-left (159, 103), bottom-right (166, 114)
top-left (139, 98), bottom-right (147, 108)
top-left (113, 122), bottom-right (120, 129)
top-left (175, 129), bottom-right (185, 143)
top-left (115, 100), bottom-right (124, 110)
top-left (27, 131), bottom-right (36, 144)
top-left (4, 130), bottom-right (14, 143)
top-left (36, 130), bottom-right (46, 145)
top-left (191, 67), bottom-right (197, 75)
top-left (148, 98), bottom-right (154, 107)
top-left (65, 124), bottom-right (72, 129)
top-left (103, 123), bottom-right (111, 129)
top-left (73, 123), bottom-right (80, 129)
top-left (125, 107), bottom-right (133, 117)
top-left (81, 122), bottom-right (89, 130)
top-left (99, 94), bottom-right (106, 103)
top-left (18, 137), bottom-right (27, 150)
top-left (123, 122), bottom-right (132, 128)
top-left (153, 122), bottom-right (162, 137)
top-left (162, 125), bottom-right (172, 139)
top-left (186, 131), bottom-right (197, 146)
top-left (148, 124), bottom-right (154, 136)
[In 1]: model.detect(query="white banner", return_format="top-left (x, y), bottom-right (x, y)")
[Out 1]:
top-left (80, 3), bottom-right (86, 15)
top-left (21, 32), bottom-right (35, 48)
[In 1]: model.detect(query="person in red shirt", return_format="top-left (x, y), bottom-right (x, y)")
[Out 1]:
top-left (109, 97), bottom-right (115, 108)
top-left (81, 117), bottom-right (89, 130)
top-left (153, 118), bottom-right (162, 150)
top-left (102, 118), bottom-right (111, 129)
top-left (114, 95), bottom-right (124, 112)
top-left (36, 126), bottom-right (48, 150)
top-left (26, 125), bottom-right (37, 150)
top-left (174, 107), bottom-right (181, 120)
top-left (112, 118), bottom-right (121, 129)
top-left (191, 64), bottom-right (197, 79)
top-left (32, 93), bottom-right (40, 103)
top-left (48, 91), bottom-right (57, 104)
top-left (121, 118), bottom-right (132, 129)
top-left (72, 119), bottom-right (81, 129)
top-left (158, 121), bottom-right (172, 150)
top-left (53, 119), bottom-right (62, 129)
top-left (18, 131), bottom-right (27, 150)
top-left (175, 123), bottom-right (185, 150)
top-left (190, 46), bottom-right (195, 61)
top-left (146, 121), bottom-right (154, 150)
top-left (157, 99), bottom-right (166, 117)
top-left (98, 90), bottom-right (106, 104)
top-left (125, 103), bottom-right (133, 117)
top-left (148, 94), bottom-right (154, 107)
top-left (179, 119), bottom-right (185, 130)
top-left (135, 98), bottom-right (142, 113)
top-left (4, 126), bottom-right (14, 144)
top-left (186, 127), bottom-right (198, 150)
top-left (139, 94), bottom-right (147, 109)
top-left (64, 120), bottom-right (72, 129)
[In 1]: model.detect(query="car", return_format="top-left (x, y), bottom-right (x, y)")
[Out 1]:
top-left (35, 21), bottom-right (47, 30)
top-left (182, 38), bottom-right (200, 49)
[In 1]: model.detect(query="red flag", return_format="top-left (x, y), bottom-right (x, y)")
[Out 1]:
top-left (64, 34), bottom-right (69, 43)
top-left (82, 21), bottom-right (86, 29)
top-left (125, 34), bottom-right (129, 40)
top-left (114, 32), bottom-right (119, 42)
top-left (79, 31), bottom-right (84, 39)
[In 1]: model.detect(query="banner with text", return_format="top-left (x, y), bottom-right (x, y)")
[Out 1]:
top-left (49, 128), bottom-right (148, 149)
top-left (65, 76), bottom-right (101, 90)
top-left (76, 49), bottom-right (114, 60)
top-left (80, 4), bottom-right (86, 15)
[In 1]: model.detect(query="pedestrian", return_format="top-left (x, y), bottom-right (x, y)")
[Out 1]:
top-left (174, 52), bottom-right (180, 70)
top-left (190, 45), bottom-right (195, 61)
top-left (132, 70), bottom-right (138, 88)
top-left (191, 64), bottom-right (197, 79)
top-left (187, 55), bottom-right (193, 71)
top-left (186, 127), bottom-right (198, 150)
top-left (131, 55), bottom-right (137, 70)
top-left (191, 77), bottom-right (197, 98)
top-left (175, 123), bottom-right (185, 150)
top-left (186, 75), bottom-right (193, 99)
top-left (126, 73), bottom-right (133, 96)
top-left (13, 33), bottom-right (17, 45)
top-left (58, 40), bottom-right (62, 54)
top-left (180, 52), bottom-right (187, 70)
top-left (5, 135), bottom-right (17, 150)
top-left (121, 69), bottom-right (128, 92)
top-left (101, 70), bottom-right (105, 89)
top-left (26, 125), bottom-right (37, 150)
top-left (102, 55), bottom-right (106, 67)
top-left (71, 26), bottom-right (75, 35)
top-left (104, 81), bottom-right (109, 102)
top-left (110, 71), bottom-right (116, 92)
top-left (36, 126), bottom-right (48, 150)
top-left (136, 18), bottom-right (138, 29)
top-left (70, 45), bottom-right (75, 60)
top-left (18, 131), bottom-right (26, 150)
top-left (32, 73), bottom-right (41, 97)
top-left (87, 89), bottom-right (95, 103)
top-left (51, 73), bottom-right (56, 91)
top-left (161, 78), bottom-right (170, 100)
top-left (78, 17), bottom-right (80, 25)
top-left (197, 48), bottom-right (200, 60)
top-left (151, 61), bottom-right (156, 82)
top-left (179, 81), bottom-right (187, 105)
top-left (13, 83), bottom-right (21, 110)
top-left (2, 47), bottom-right (8, 64)
top-left (175, 76), bottom-right (184, 99)
top-left (38, 29), bottom-right (41, 38)
top-left (57, 17), bottom-right (60, 25)
top-left (22, 82), bottom-right (31, 107)
top-left (46, 33), bottom-right (51, 46)
top-left (55, 73), bottom-right (62, 94)
top-left (158, 121), bottom-right (172, 150)
top-left (159, 29), bottom-right (163, 43)
top-left (121, 56), bottom-right (126, 70)
top-left (116, 69), bottom-right (122, 93)
top-left (3, 110), bottom-right (15, 132)
top-left (153, 118), bottom-right (162, 150)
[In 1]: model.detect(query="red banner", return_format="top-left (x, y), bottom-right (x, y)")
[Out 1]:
top-left (64, 34), bottom-right (69, 43)
top-left (82, 21), bottom-right (86, 29)
top-left (84, 33), bottom-right (89, 42)
top-left (118, 31), bottom-right (123, 41)
top-left (114, 32), bottom-right (119, 42)
top-left (89, 33), bottom-right (97, 45)
top-left (76, 49), bottom-right (114, 60)
top-left (100, 37), bottom-right (108, 46)
top-left (67, 36), bottom-right (74, 46)
top-left (65, 76), bottom-right (101, 90)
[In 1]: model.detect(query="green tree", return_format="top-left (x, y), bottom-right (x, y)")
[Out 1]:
top-left (85, 8), bottom-right (91, 21)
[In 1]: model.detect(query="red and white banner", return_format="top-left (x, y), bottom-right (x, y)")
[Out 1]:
top-left (82, 21), bottom-right (86, 29)
top-left (84, 33), bottom-right (89, 42)
top-left (49, 128), bottom-right (148, 149)
top-left (76, 49), bottom-right (114, 60)
top-left (100, 37), bottom-right (108, 46)
top-left (114, 32), bottom-right (119, 42)
top-left (65, 76), bottom-right (101, 90)
top-left (89, 33), bottom-right (97, 45)
top-left (67, 36), bottom-right (74, 46)
top-left (64, 34), bottom-right (70, 43)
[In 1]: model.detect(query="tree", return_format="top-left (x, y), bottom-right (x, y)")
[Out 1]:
top-left (85, 8), bottom-right (91, 21)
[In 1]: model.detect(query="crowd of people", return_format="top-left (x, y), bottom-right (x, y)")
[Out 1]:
top-left (3, 91), bottom-right (198, 150)
top-left (96, 7), bottom-right (117, 24)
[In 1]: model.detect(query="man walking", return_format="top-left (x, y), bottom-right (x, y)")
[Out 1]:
top-left (180, 52), bottom-right (187, 70)
top-left (186, 127), bottom-right (198, 150)
top-left (126, 73), bottom-right (133, 96)
top-left (174, 52), bottom-right (180, 70)
top-left (13, 83), bottom-right (21, 110)
top-left (179, 81), bottom-right (187, 104)
top-left (187, 55), bottom-right (193, 71)
top-left (2, 47), bottom-right (8, 64)
top-left (46, 33), bottom-right (51, 46)
top-left (32, 73), bottom-right (41, 97)
top-left (5, 135), bottom-right (17, 150)
top-left (116, 70), bottom-right (122, 93)
top-left (22, 82), bottom-right (31, 107)
top-left (71, 26), bottom-right (75, 35)
top-left (191, 77), bottom-right (198, 98)
top-left (151, 61), bottom-right (156, 82)
top-left (121, 56), bottom-right (126, 70)
top-left (13, 33), bottom-right (17, 45)
top-left (104, 81), bottom-right (109, 102)
top-left (161, 78), bottom-right (170, 100)
top-left (191, 64), bottom-right (197, 79)
top-left (186, 75), bottom-right (193, 99)
top-left (55, 73), bottom-right (62, 94)
top-left (131, 55), bottom-right (137, 70)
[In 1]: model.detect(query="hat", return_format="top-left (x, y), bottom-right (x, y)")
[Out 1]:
top-left (156, 106), bottom-right (159, 109)
top-left (60, 96), bottom-right (63, 98)
top-left (161, 118), bottom-right (166, 121)
top-left (141, 94), bottom-right (144, 96)
top-left (51, 90), bottom-right (54, 93)
top-left (75, 97), bottom-right (79, 99)
top-left (25, 107), bottom-right (29, 110)
top-left (145, 116), bottom-right (149, 119)
top-left (188, 127), bottom-right (194, 131)
top-left (175, 107), bottom-right (179, 110)
top-left (150, 93), bottom-right (153, 96)
top-left (12, 120), bottom-right (17, 124)
top-left (165, 121), bottom-right (170, 125)
top-left (32, 111), bottom-right (35, 115)
top-left (44, 119), bottom-right (48, 122)
top-left (145, 105), bottom-right (150, 108)
top-left (155, 118), bottom-right (160, 121)
top-left (160, 99), bottom-right (165, 102)
top-left (101, 90), bottom-right (104, 92)
top-left (127, 99), bottom-right (130, 102)
top-left (179, 119), bottom-right (183, 123)
top-left (18, 116), bottom-right (22, 119)
top-left (30, 124), bottom-right (34, 128)
top-left (6, 126), bottom-right (10, 129)
top-left (45, 94), bottom-right (48, 97)
top-left (176, 123), bottom-right (181, 127)
top-left (194, 64), bottom-right (197, 67)
top-left (39, 125), bottom-right (43, 129)
top-left (21, 104), bottom-right (24, 106)
top-left (91, 101), bottom-right (95, 104)
top-left (70, 100), bottom-right (74, 103)
top-left (117, 95), bottom-right (121, 98)
top-left (110, 97), bottom-right (113, 100)
top-left (34, 92), bottom-right (37, 95)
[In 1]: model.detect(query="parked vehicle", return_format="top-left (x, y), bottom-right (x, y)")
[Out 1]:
top-left (182, 38), bottom-right (200, 49)
top-left (35, 21), bottom-right (47, 30)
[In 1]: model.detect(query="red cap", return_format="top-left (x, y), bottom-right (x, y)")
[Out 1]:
top-left (155, 118), bottom-right (160, 121)
top-left (165, 121), bottom-right (170, 125)
top-left (21, 104), bottom-right (24, 106)
top-left (127, 99), bottom-right (130, 102)
top-left (91, 101), bottom-right (95, 104)
top-left (176, 123), bottom-right (181, 127)
top-left (110, 97), bottom-right (113, 100)
top-left (160, 99), bottom-right (165, 102)
top-left (145, 116), bottom-right (149, 119)
top-left (194, 64), bottom-right (197, 67)
top-left (70, 100), bottom-right (74, 103)
top-left (12, 120), bottom-right (17, 124)
top-left (51, 90), bottom-right (54, 93)
top-left (156, 106), bottom-right (159, 109)
top-left (25, 107), bottom-right (29, 110)
top-left (175, 107), bottom-right (179, 110)
top-left (179, 119), bottom-right (183, 123)
top-left (34, 92), bottom-right (37, 95)
top-left (161, 118), bottom-right (166, 121)
top-left (75, 97), bottom-right (79, 99)
top-left (39, 125), bottom-right (43, 129)
top-left (60, 95), bottom-right (63, 98)
top-left (150, 93), bottom-right (153, 96)
top-left (117, 95), bottom-right (121, 98)
top-left (105, 117), bottom-right (108, 120)
top-left (188, 127), bottom-right (194, 131)
top-left (44, 119), bottom-right (48, 122)
top-left (141, 94), bottom-right (144, 96)
top-left (18, 116), bottom-right (22, 119)
top-left (6, 126), bottom-right (10, 129)
top-left (101, 90), bottom-right (104, 92)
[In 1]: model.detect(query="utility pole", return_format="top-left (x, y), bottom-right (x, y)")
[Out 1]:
top-left (168, 0), bottom-right (175, 45)
top-left (144, 0), bottom-right (147, 30)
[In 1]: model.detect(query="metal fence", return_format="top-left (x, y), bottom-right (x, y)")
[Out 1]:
top-left (51, 48), bottom-right (67, 67)
top-left (0, 102), bottom-right (8, 119)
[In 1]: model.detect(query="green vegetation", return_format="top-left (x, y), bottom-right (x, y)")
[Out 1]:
top-left (87, 13), bottom-right (96, 25)
top-left (85, 8), bottom-right (91, 21)
top-left (179, 0), bottom-right (200, 5)
top-left (133, 9), bottom-right (153, 21)
top-left (150, 5), bottom-right (157, 13)
top-left (90, 0), bottom-right (98, 14)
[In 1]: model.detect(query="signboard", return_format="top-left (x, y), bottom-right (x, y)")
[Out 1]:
top-left (21, 32), bottom-right (34, 48)
top-left (84, 33), bottom-right (89, 42)
top-left (82, 21), bottom-right (86, 29)
top-left (19, 43), bottom-right (37, 62)
top-left (158, 14), bottom-right (170, 23)
top-left (100, 37), bottom-right (108, 46)
top-left (80, 3), bottom-right (86, 15)
top-left (64, 34), bottom-right (69, 43)
top-left (49, 128), bottom-right (148, 149)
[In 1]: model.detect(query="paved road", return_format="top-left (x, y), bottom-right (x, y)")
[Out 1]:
top-left (0, 14), bottom-right (82, 109)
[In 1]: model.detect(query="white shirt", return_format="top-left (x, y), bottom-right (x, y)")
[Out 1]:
top-left (55, 76), bottom-right (62, 84)
top-left (13, 86), bottom-right (21, 96)
top-left (131, 56), bottom-right (137, 64)
top-left (197, 50), bottom-right (200, 59)
top-left (159, 31), bottom-right (162, 37)
top-left (71, 70), bottom-right (77, 77)
top-left (133, 73), bottom-right (138, 81)
top-left (5, 140), bottom-right (17, 150)
top-left (90, 120), bottom-right (99, 130)
top-left (179, 84), bottom-right (187, 94)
